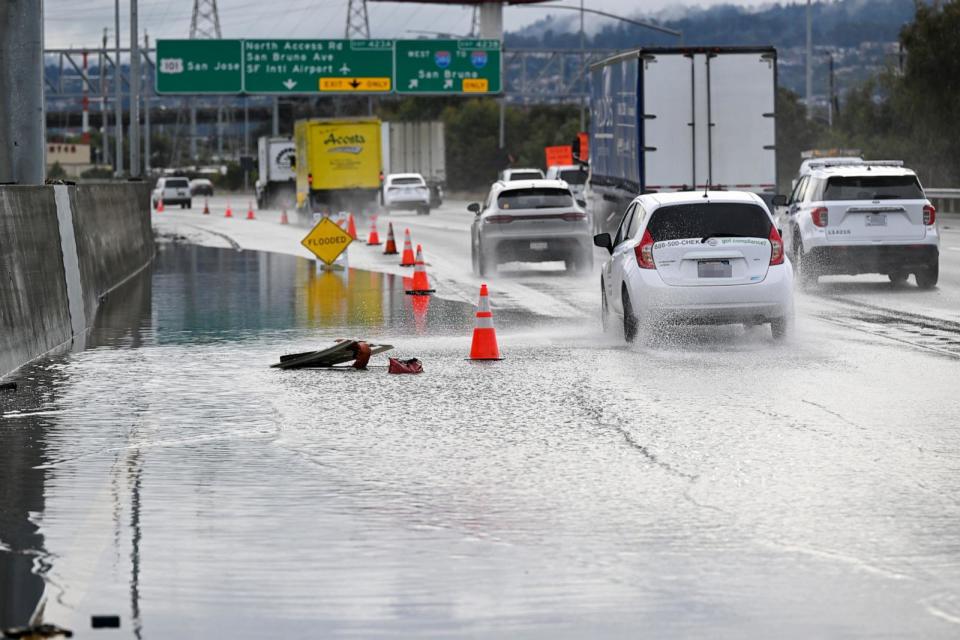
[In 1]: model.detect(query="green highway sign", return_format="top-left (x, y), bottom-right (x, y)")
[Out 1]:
top-left (154, 39), bottom-right (502, 96)
top-left (156, 39), bottom-right (243, 94)
top-left (243, 39), bottom-right (393, 94)
top-left (395, 39), bottom-right (501, 94)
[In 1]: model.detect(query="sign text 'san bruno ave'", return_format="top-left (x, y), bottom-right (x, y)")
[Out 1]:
top-left (155, 39), bottom-right (501, 96)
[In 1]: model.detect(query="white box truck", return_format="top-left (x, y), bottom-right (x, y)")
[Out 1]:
top-left (587, 46), bottom-right (778, 234)
top-left (256, 136), bottom-right (296, 209)
top-left (381, 121), bottom-right (446, 207)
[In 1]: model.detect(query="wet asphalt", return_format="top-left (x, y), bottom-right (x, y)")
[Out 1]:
top-left (2, 241), bottom-right (960, 638)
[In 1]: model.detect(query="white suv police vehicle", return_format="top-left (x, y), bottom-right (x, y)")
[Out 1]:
top-left (775, 160), bottom-right (939, 288)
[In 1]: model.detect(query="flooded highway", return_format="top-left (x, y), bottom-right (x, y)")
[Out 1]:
top-left (3, 242), bottom-right (960, 638)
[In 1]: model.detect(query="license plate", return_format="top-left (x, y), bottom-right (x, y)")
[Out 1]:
top-left (530, 242), bottom-right (548, 250)
top-left (698, 260), bottom-right (731, 278)
top-left (866, 213), bottom-right (887, 226)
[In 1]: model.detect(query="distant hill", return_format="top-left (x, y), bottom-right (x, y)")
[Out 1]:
top-left (505, 0), bottom-right (918, 50)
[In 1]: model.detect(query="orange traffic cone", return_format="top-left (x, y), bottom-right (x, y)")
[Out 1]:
top-left (246, 201), bottom-right (256, 220)
top-left (383, 222), bottom-right (399, 255)
top-left (280, 208), bottom-right (289, 225)
top-left (366, 217), bottom-right (382, 245)
top-left (469, 284), bottom-right (503, 360)
top-left (399, 229), bottom-right (416, 267)
top-left (203, 198), bottom-right (210, 215)
top-left (405, 245), bottom-right (435, 295)
top-left (347, 213), bottom-right (358, 239)
top-left (156, 197), bottom-right (164, 213)
top-left (225, 202), bottom-right (233, 218)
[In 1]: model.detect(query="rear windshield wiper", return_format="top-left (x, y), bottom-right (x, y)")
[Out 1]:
top-left (700, 233), bottom-right (748, 242)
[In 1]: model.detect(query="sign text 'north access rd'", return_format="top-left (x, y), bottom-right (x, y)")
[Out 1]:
top-left (243, 39), bottom-right (393, 94)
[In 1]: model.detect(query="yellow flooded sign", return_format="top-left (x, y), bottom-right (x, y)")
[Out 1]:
top-left (301, 217), bottom-right (353, 265)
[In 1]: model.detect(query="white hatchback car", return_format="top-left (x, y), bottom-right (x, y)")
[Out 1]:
top-left (596, 191), bottom-right (794, 341)
top-left (382, 173), bottom-right (431, 215)
top-left (151, 176), bottom-right (192, 209)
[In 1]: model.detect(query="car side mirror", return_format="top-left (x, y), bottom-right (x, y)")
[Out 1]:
top-left (593, 233), bottom-right (613, 254)
top-left (467, 202), bottom-right (481, 214)
top-left (772, 194), bottom-right (787, 207)
top-left (576, 199), bottom-right (587, 208)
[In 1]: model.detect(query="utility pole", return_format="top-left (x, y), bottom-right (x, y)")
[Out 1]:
top-left (805, 0), bottom-right (813, 119)
top-left (827, 52), bottom-right (834, 128)
top-left (579, 0), bottom-right (586, 131)
top-left (345, 0), bottom-right (370, 39)
top-left (272, 96), bottom-right (279, 136)
top-left (114, 0), bottom-right (124, 175)
top-left (144, 32), bottom-right (151, 174)
top-left (189, 0), bottom-right (223, 164)
top-left (0, 2), bottom-right (46, 184)
top-left (102, 29), bottom-right (111, 168)
top-left (129, 0), bottom-right (140, 177)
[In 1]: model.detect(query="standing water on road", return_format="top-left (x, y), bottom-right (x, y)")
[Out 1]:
top-left (2, 243), bottom-right (960, 638)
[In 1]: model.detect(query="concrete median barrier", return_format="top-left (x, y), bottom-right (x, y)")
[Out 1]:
top-left (0, 182), bottom-right (153, 378)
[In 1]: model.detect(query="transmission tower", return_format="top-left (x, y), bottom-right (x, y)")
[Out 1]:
top-left (345, 0), bottom-right (370, 39)
top-left (190, 0), bottom-right (222, 39)
top-left (469, 6), bottom-right (480, 37)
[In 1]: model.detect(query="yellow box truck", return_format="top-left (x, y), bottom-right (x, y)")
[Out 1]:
top-left (294, 117), bottom-right (383, 214)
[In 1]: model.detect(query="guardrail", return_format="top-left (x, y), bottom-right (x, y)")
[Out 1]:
top-left (927, 188), bottom-right (960, 216)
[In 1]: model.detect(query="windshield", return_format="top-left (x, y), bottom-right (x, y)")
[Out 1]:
top-left (559, 169), bottom-right (586, 185)
top-left (507, 171), bottom-right (543, 181)
top-left (823, 175), bottom-right (923, 200)
top-left (647, 203), bottom-right (771, 241)
top-left (497, 188), bottom-right (573, 210)
top-left (391, 177), bottom-right (424, 186)
top-left (165, 178), bottom-right (189, 188)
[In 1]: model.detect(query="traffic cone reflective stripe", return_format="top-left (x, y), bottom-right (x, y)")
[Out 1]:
top-left (246, 201), bottom-right (256, 220)
top-left (367, 217), bottom-right (382, 245)
top-left (347, 213), bottom-right (358, 239)
top-left (383, 222), bottom-right (399, 255)
top-left (399, 229), bottom-right (416, 266)
top-left (405, 244), bottom-right (435, 295)
top-left (469, 283), bottom-right (502, 360)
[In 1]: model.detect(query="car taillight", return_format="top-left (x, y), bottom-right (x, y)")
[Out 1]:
top-left (769, 225), bottom-right (784, 265)
top-left (634, 229), bottom-right (655, 269)
top-left (562, 212), bottom-right (587, 222)
top-left (485, 215), bottom-right (513, 224)
top-left (924, 203), bottom-right (936, 225)
top-left (811, 207), bottom-right (828, 227)
top-left (307, 173), bottom-right (313, 186)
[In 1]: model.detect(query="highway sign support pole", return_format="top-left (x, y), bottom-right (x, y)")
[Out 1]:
top-left (129, 0), bottom-right (140, 177)
top-left (579, 0), bottom-right (586, 132)
top-left (190, 103), bottom-right (197, 161)
top-left (272, 96), bottom-right (279, 136)
top-left (0, 1), bottom-right (46, 184)
top-left (101, 30), bottom-right (111, 169)
top-left (805, 0), bottom-right (812, 119)
top-left (114, 0), bottom-right (124, 176)
top-left (144, 32), bottom-right (151, 174)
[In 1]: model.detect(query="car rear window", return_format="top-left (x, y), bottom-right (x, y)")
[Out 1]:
top-left (823, 175), bottom-right (923, 201)
top-left (559, 169), bottom-right (586, 185)
top-left (498, 188), bottom-right (573, 210)
top-left (508, 171), bottom-right (543, 181)
top-left (647, 203), bottom-right (771, 241)
top-left (165, 178), bottom-right (189, 188)
top-left (391, 177), bottom-right (423, 186)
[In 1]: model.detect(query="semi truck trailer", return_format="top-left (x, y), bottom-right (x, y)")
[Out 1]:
top-left (381, 121), bottom-right (446, 207)
top-left (587, 46), bottom-right (778, 234)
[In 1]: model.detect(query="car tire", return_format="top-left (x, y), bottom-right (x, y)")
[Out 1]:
top-left (622, 286), bottom-right (638, 343)
top-left (915, 262), bottom-right (939, 289)
top-left (419, 207), bottom-right (430, 216)
top-left (600, 280), bottom-right (610, 333)
top-left (188, 200), bottom-right (193, 209)
top-left (888, 272), bottom-right (908, 285)
top-left (771, 311), bottom-right (794, 341)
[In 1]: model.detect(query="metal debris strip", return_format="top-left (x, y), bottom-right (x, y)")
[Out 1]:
top-left (271, 340), bottom-right (393, 370)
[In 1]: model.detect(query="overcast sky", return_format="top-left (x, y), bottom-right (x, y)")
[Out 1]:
top-left (44, 0), bottom-right (773, 48)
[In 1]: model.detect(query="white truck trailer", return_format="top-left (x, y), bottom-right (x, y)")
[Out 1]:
top-left (256, 136), bottom-right (296, 209)
top-left (587, 46), bottom-right (778, 234)
top-left (381, 121), bottom-right (446, 207)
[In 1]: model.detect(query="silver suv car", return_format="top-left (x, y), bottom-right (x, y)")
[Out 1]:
top-left (469, 179), bottom-right (592, 276)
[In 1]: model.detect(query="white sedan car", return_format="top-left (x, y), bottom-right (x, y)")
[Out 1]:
top-left (595, 191), bottom-right (794, 341)
top-left (382, 173), bottom-right (431, 215)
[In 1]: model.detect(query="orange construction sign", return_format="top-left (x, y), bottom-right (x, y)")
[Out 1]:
top-left (545, 145), bottom-right (574, 167)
